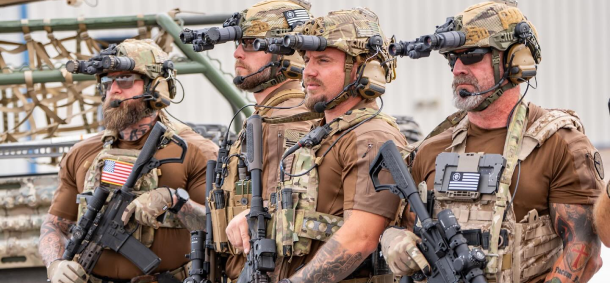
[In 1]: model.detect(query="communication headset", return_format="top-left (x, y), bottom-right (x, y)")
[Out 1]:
top-left (503, 21), bottom-right (541, 84)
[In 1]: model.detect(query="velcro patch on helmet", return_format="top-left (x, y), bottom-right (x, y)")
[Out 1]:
top-left (283, 9), bottom-right (310, 29)
top-left (465, 26), bottom-right (489, 45)
top-left (498, 8), bottom-right (525, 29)
top-left (248, 20), bottom-right (271, 35)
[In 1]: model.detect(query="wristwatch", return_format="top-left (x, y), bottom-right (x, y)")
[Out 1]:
top-left (169, 188), bottom-right (189, 213)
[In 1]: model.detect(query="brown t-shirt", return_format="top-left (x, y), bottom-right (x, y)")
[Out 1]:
top-left (49, 123), bottom-right (218, 279)
top-left (275, 99), bottom-right (407, 278)
top-left (411, 103), bottom-right (603, 223)
top-left (223, 81), bottom-right (318, 279)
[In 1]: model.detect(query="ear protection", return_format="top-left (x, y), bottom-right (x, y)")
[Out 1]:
top-left (143, 60), bottom-right (177, 110)
top-left (279, 58), bottom-right (304, 80)
top-left (355, 60), bottom-right (386, 100)
top-left (503, 21), bottom-right (541, 84)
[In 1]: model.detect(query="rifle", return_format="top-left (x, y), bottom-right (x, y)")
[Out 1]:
top-left (237, 114), bottom-right (276, 283)
top-left (63, 121), bottom-right (188, 275)
top-left (369, 140), bottom-right (487, 283)
top-left (183, 160), bottom-right (216, 283)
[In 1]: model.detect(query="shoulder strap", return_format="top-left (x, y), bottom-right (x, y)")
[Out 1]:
top-left (256, 88), bottom-right (305, 116)
top-left (519, 109), bottom-right (584, 160)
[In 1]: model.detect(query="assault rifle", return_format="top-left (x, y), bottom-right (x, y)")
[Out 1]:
top-left (183, 160), bottom-right (216, 283)
top-left (237, 114), bottom-right (276, 283)
top-left (63, 122), bottom-right (188, 275)
top-left (369, 140), bottom-right (487, 283)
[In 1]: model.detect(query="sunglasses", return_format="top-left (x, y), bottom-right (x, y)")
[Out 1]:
top-left (235, 38), bottom-right (257, 52)
top-left (100, 74), bottom-right (143, 93)
top-left (445, 48), bottom-right (491, 68)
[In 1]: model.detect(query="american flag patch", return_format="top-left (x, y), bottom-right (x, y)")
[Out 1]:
top-left (283, 9), bottom-right (310, 28)
top-left (101, 159), bottom-right (134, 186)
top-left (448, 172), bottom-right (480, 191)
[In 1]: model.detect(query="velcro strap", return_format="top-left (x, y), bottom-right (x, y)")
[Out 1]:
top-left (295, 210), bottom-right (344, 242)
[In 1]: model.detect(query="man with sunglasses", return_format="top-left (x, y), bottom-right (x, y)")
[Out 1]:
top-left (207, 0), bottom-right (319, 281)
top-left (381, 2), bottom-right (603, 283)
top-left (40, 39), bottom-right (219, 283)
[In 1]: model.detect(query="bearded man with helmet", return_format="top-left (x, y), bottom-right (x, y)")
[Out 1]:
top-left (39, 39), bottom-right (219, 283)
top-left (381, 2), bottom-right (603, 282)
top-left (225, 7), bottom-right (408, 283)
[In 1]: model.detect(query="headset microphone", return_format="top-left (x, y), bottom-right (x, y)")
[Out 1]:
top-left (458, 76), bottom-right (507, 98)
top-left (233, 61), bottom-right (276, 85)
top-left (313, 101), bottom-right (327, 113)
top-left (109, 95), bottom-right (145, 108)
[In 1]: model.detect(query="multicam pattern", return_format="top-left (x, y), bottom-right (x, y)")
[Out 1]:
top-left (381, 227), bottom-right (429, 276)
top-left (240, 0), bottom-right (312, 37)
top-left (298, 7), bottom-right (396, 83)
top-left (442, 1), bottom-right (540, 55)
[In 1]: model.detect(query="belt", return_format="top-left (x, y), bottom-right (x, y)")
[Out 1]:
top-left (89, 263), bottom-right (190, 283)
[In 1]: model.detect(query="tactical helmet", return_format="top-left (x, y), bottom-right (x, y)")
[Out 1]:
top-left (298, 7), bottom-right (397, 110)
top-left (232, 0), bottom-right (313, 93)
top-left (108, 39), bottom-right (176, 107)
top-left (439, 1), bottom-right (541, 112)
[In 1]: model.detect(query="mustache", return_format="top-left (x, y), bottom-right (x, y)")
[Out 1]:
top-left (303, 77), bottom-right (324, 87)
top-left (235, 61), bottom-right (248, 70)
top-left (452, 74), bottom-right (479, 91)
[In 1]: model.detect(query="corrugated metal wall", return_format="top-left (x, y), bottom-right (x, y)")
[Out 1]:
top-left (9, 0), bottom-right (607, 148)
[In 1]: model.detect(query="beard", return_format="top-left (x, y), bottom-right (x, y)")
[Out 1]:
top-left (234, 61), bottom-right (273, 91)
top-left (452, 74), bottom-right (490, 111)
top-left (303, 77), bottom-right (327, 112)
top-left (101, 98), bottom-right (153, 132)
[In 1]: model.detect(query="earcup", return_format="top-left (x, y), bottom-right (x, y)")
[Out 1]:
top-left (504, 43), bottom-right (537, 84)
top-left (357, 60), bottom-right (386, 100)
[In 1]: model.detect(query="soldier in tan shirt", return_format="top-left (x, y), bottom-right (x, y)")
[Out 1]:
top-left (226, 8), bottom-right (407, 283)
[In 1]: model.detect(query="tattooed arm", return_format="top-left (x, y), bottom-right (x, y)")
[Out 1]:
top-left (544, 203), bottom-right (602, 283)
top-left (175, 199), bottom-right (207, 231)
top-left (38, 214), bottom-right (74, 267)
top-left (289, 210), bottom-right (387, 283)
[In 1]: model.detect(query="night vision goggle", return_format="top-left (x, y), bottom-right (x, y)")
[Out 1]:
top-left (65, 44), bottom-right (135, 75)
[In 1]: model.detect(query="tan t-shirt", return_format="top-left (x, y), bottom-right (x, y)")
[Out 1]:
top-left (223, 81), bottom-right (318, 279)
top-left (274, 99), bottom-right (408, 278)
top-left (411, 103), bottom-right (603, 223)
top-left (49, 123), bottom-right (218, 279)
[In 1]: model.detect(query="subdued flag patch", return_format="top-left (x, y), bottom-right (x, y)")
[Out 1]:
top-left (101, 159), bottom-right (133, 186)
top-left (284, 9), bottom-right (310, 28)
top-left (448, 172), bottom-right (480, 191)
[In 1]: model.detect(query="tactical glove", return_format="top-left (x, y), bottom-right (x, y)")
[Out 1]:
top-left (380, 227), bottom-right (430, 276)
top-left (122, 187), bottom-right (174, 229)
top-left (47, 260), bottom-right (89, 283)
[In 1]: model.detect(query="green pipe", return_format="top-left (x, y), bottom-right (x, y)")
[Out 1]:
top-left (156, 13), bottom-right (251, 132)
top-left (0, 61), bottom-right (208, 85)
top-left (0, 14), bottom-right (231, 33)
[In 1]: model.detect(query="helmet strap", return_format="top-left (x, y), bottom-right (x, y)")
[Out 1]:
top-left (471, 49), bottom-right (517, 112)
top-left (321, 55), bottom-right (356, 111)
top-left (245, 54), bottom-right (289, 93)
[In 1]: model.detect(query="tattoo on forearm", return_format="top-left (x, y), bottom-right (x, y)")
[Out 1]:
top-left (39, 214), bottom-right (74, 267)
top-left (177, 200), bottom-right (206, 231)
top-left (289, 238), bottom-right (364, 283)
top-left (547, 203), bottom-right (601, 282)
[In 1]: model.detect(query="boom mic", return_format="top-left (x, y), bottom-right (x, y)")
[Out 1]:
top-left (458, 77), bottom-right (506, 98)
top-left (109, 95), bottom-right (145, 108)
top-left (313, 101), bottom-right (327, 113)
top-left (233, 61), bottom-right (276, 85)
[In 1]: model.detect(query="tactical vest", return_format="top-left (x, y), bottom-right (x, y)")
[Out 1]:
top-left (423, 103), bottom-right (584, 283)
top-left (274, 108), bottom-right (400, 257)
top-left (78, 114), bottom-right (187, 248)
top-left (209, 88), bottom-right (318, 255)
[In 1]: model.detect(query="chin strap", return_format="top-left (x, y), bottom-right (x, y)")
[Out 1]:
top-left (321, 55), bottom-right (356, 111)
top-left (244, 54), bottom-right (289, 93)
top-left (471, 49), bottom-right (517, 112)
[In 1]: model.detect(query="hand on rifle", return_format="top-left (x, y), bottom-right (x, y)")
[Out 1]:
top-left (47, 260), bottom-right (89, 283)
top-left (121, 187), bottom-right (175, 229)
top-left (226, 209), bottom-right (251, 254)
top-left (381, 227), bottom-right (430, 276)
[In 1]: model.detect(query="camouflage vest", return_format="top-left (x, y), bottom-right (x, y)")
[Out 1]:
top-left (210, 88), bottom-right (316, 254)
top-left (427, 102), bottom-right (583, 283)
top-left (274, 108), bottom-right (399, 257)
top-left (79, 115), bottom-right (188, 248)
